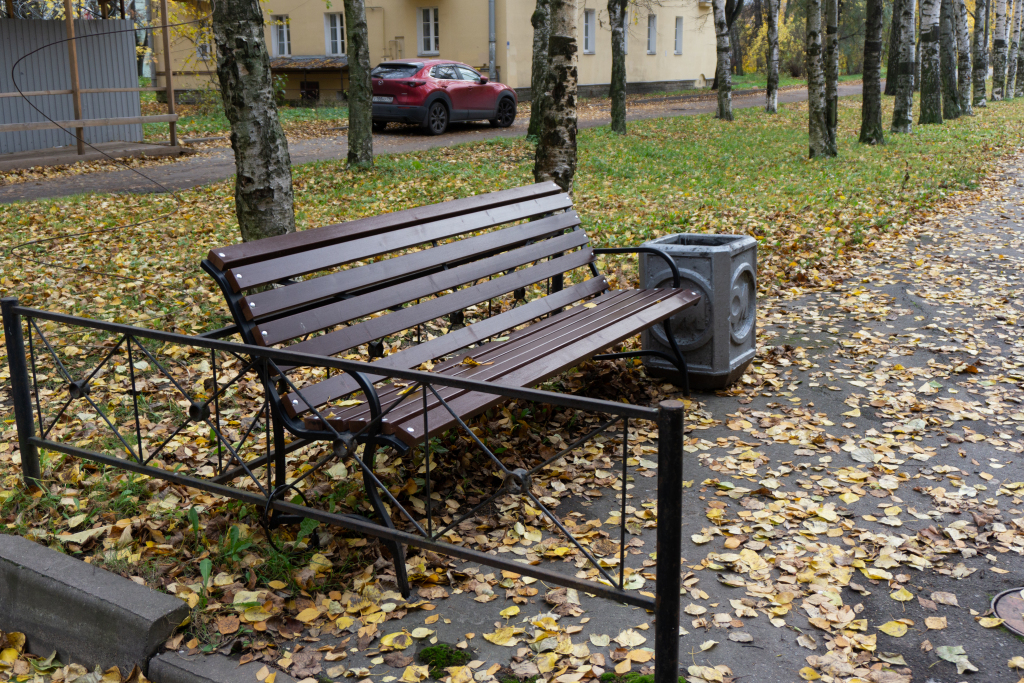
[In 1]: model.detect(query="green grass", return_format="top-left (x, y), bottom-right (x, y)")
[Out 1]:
top-left (600, 674), bottom-right (687, 683)
top-left (730, 71), bottom-right (868, 90)
top-left (419, 644), bottom-right (473, 679)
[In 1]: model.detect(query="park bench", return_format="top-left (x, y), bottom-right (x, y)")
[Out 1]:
top-left (201, 181), bottom-right (700, 592)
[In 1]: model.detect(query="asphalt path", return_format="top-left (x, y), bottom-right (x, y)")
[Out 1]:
top-left (0, 84), bottom-right (865, 204)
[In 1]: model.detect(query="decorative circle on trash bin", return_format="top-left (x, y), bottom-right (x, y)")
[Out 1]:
top-left (649, 268), bottom-right (713, 352)
top-left (729, 264), bottom-right (756, 344)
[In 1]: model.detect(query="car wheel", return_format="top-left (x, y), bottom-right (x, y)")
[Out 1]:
top-left (490, 98), bottom-right (516, 128)
top-left (424, 102), bottom-right (449, 135)
top-left (372, 120), bottom-right (388, 133)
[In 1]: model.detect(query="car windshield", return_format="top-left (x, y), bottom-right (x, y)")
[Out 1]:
top-left (371, 63), bottom-right (422, 79)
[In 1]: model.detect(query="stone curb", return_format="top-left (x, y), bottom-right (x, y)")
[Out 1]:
top-left (149, 653), bottom-right (297, 683)
top-left (0, 534), bottom-right (189, 674)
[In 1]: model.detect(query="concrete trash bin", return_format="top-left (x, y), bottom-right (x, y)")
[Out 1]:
top-left (639, 233), bottom-right (757, 389)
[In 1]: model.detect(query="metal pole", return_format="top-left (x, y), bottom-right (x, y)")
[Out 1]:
top-left (159, 0), bottom-right (178, 147)
top-left (654, 399), bottom-right (685, 683)
top-left (62, 0), bottom-right (86, 155)
top-left (1, 299), bottom-right (41, 486)
top-left (4, 0), bottom-right (16, 18)
top-left (488, 0), bottom-right (497, 82)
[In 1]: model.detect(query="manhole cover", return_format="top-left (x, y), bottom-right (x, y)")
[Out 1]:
top-left (991, 588), bottom-right (1024, 636)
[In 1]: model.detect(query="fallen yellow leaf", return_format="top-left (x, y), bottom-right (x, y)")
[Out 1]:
top-left (878, 621), bottom-right (908, 637)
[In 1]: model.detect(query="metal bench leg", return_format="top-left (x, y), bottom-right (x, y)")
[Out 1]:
top-left (663, 318), bottom-right (691, 397)
top-left (362, 439), bottom-right (411, 597)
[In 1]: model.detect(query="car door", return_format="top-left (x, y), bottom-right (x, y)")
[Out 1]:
top-left (456, 65), bottom-right (498, 118)
top-left (431, 64), bottom-right (467, 120)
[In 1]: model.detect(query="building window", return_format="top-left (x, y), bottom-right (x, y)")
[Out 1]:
top-left (583, 9), bottom-right (596, 54)
top-left (674, 16), bottom-right (683, 54)
top-left (647, 14), bottom-right (657, 54)
top-left (196, 41), bottom-right (212, 62)
top-left (272, 16), bottom-right (290, 57)
top-left (418, 7), bottom-right (439, 55)
top-left (325, 13), bottom-right (345, 55)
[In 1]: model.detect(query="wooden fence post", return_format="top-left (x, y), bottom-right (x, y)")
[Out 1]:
top-left (62, 0), bottom-right (85, 155)
top-left (158, 0), bottom-right (178, 147)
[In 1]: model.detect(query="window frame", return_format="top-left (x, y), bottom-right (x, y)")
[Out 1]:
top-left (647, 13), bottom-right (657, 54)
top-left (271, 15), bottom-right (290, 57)
top-left (417, 7), bottom-right (440, 56)
top-left (324, 13), bottom-right (345, 56)
top-left (674, 16), bottom-right (683, 55)
top-left (583, 8), bottom-right (596, 54)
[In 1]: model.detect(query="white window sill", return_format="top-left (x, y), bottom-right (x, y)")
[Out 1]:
top-left (583, 50), bottom-right (595, 55)
top-left (418, 52), bottom-right (440, 57)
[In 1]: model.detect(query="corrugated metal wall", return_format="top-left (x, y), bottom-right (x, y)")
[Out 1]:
top-left (0, 19), bottom-right (143, 154)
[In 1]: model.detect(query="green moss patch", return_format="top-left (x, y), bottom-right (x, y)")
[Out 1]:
top-left (418, 643), bottom-right (473, 680)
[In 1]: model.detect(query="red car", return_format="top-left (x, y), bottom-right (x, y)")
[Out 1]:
top-left (370, 60), bottom-right (518, 135)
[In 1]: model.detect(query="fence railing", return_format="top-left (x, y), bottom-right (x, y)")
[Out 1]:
top-left (1, 297), bottom-right (685, 683)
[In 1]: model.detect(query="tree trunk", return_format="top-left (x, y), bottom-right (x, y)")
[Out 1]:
top-left (344, 0), bottom-right (373, 168)
top-left (712, 0), bottom-right (734, 120)
top-left (1007, 0), bottom-right (1021, 97)
top-left (766, 0), bottom-right (780, 112)
top-left (892, 0), bottom-right (917, 132)
top-left (528, 0), bottom-right (550, 139)
top-left (1016, 7), bottom-right (1024, 94)
top-left (608, 0), bottom-right (627, 134)
top-left (915, 0), bottom-right (922, 91)
top-left (973, 0), bottom-right (989, 105)
top-left (919, 0), bottom-right (943, 122)
top-left (824, 0), bottom-right (839, 151)
top-left (211, 0), bottom-right (295, 242)
top-left (860, 0), bottom-right (885, 143)
top-left (533, 0), bottom-right (577, 193)
top-left (806, 0), bottom-right (834, 156)
top-left (731, 21), bottom-right (745, 74)
top-left (992, 0), bottom-right (1009, 98)
top-left (955, 0), bottom-right (974, 113)
top-left (940, 0), bottom-right (961, 117)
top-left (886, 0), bottom-right (906, 95)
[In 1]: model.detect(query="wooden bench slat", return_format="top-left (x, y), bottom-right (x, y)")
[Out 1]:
top-left (340, 290), bottom-right (669, 429)
top-left (221, 195), bottom-right (572, 292)
top-left (256, 231), bottom-right (592, 346)
top-left (243, 211), bottom-right (581, 321)
top-left (309, 289), bottom-right (700, 441)
top-left (282, 277), bottom-right (608, 416)
top-left (317, 290), bottom-right (654, 427)
top-left (393, 291), bottom-right (699, 442)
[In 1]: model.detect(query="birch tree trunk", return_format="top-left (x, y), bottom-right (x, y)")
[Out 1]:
top-left (919, 0), bottom-right (943, 122)
top-left (940, 0), bottom-right (962, 117)
top-left (806, 0), bottom-right (834, 156)
top-left (211, 0), bottom-right (295, 241)
top-left (533, 0), bottom-right (577, 193)
top-left (712, 0), bottom-right (734, 120)
top-left (973, 0), bottom-right (989, 106)
top-left (1016, 8), bottom-right (1024, 94)
top-left (528, 0), bottom-right (550, 139)
top-left (955, 0), bottom-right (974, 113)
top-left (344, 0), bottom-right (373, 168)
top-left (993, 0), bottom-right (1009, 98)
top-left (824, 0), bottom-right (839, 151)
top-left (766, 0), bottom-right (780, 112)
top-left (892, 0), bottom-right (917, 132)
top-left (886, 0), bottom-right (907, 95)
top-left (608, 0), bottom-right (628, 134)
top-left (860, 0), bottom-right (885, 144)
top-left (1007, 0), bottom-right (1021, 97)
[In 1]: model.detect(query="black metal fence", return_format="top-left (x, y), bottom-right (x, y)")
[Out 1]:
top-left (1, 297), bottom-right (685, 683)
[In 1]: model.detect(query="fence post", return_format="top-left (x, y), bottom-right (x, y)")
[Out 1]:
top-left (1, 298), bottom-right (41, 485)
top-left (655, 399), bottom-right (685, 683)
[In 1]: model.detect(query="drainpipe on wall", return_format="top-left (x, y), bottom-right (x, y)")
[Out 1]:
top-left (488, 0), bottom-right (497, 81)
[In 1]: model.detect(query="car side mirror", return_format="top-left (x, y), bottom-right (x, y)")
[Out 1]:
top-left (479, 77), bottom-right (489, 84)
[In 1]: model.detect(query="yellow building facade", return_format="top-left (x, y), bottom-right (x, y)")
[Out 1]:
top-left (157, 0), bottom-right (716, 102)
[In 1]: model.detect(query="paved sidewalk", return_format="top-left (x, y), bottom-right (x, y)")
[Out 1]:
top-left (0, 85), bottom-right (864, 204)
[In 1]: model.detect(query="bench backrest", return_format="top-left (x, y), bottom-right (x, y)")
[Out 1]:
top-left (202, 183), bottom-right (609, 368)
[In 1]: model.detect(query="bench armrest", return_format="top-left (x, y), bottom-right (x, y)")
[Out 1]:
top-left (593, 247), bottom-right (681, 289)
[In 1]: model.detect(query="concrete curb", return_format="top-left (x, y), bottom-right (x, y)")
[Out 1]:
top-left (150, 653), bottom-right (297, 683)
top-left (0, 534), bottom-right (189, 674)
